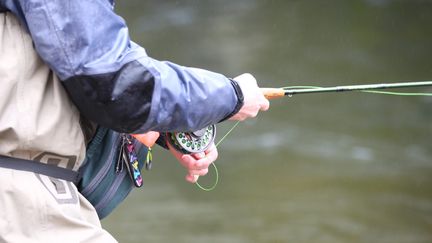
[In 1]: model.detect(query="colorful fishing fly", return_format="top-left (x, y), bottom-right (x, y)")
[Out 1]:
top-left (117, 134), bottom-right (143, 187)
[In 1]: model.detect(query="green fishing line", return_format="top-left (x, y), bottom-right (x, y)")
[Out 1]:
top-left (282, 86), bottom-right (432, 96)
top-left (195, 121), bottom-right (240, 191)
top-left (195, 162), bottom-right (219, 191)
top-left (360, 90), bottom-right (432, 96)
top-left (215, 121), bottom-right (241, 147)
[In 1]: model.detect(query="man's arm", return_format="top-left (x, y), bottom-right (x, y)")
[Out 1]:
top-left (6, 0), bottom-right (241, 133)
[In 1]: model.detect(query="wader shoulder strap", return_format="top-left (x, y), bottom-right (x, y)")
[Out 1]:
top-left (0, 155), bottom-right (80, 184)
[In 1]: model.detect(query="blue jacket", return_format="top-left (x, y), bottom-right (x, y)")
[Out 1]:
top-left (0, 0), bottom-right (242, 133)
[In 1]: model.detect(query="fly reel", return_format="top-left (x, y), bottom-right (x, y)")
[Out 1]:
top-left (166, 125), bottom-right (216, 154)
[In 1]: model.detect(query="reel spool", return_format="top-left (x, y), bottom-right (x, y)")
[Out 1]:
top-left (166, 125), bottom-right (216, 154)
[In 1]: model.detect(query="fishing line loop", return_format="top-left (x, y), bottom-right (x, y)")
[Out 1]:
top-left (195, 121), bottom-right (240, 191)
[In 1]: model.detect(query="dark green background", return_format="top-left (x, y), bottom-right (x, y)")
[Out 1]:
top-left (103, 1), bottom-right (432, 242)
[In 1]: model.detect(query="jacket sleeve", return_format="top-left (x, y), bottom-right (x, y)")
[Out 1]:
top-left (10, 0), bottom-right (241, 133)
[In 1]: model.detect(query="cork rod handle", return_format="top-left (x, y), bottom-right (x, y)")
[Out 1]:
top-left (261, 88), bottom-right (285, 99)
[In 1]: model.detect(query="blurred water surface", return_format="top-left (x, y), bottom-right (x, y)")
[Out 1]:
top-left (103, 1), bottom-right (432, 242)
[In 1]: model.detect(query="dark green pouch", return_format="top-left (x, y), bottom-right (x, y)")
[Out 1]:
top-left (78, 127), bottom-right (148, 219)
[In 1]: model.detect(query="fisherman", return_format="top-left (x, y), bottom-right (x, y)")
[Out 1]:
top-left (0, 1), bottom-right (269, 242)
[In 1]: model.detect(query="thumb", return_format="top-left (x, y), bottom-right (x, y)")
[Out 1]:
top-left (192, 152), bottom-right (205, 160)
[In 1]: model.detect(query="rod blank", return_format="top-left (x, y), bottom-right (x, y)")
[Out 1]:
top-left (262, 81), bottom-right (432, 99)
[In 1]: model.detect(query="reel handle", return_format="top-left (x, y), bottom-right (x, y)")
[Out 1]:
top-left (261, 88), bottom-right (285, 99)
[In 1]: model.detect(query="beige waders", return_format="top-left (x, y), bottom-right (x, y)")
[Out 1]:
top-left (0, 12), bottom-right (117, 242)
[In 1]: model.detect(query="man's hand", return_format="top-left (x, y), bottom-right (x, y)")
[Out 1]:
top-left (229, 73), bottom-right (270, 121)
top-left (165, 73), bottom-right (267, 183)
top-left (168, 142), bottom-right (218, 183)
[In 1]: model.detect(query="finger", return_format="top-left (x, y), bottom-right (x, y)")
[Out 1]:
top-left (204, 144), bottom-right (218, 162)
top-left (178, 154), bottom-right (198, 170)
top-left (180, 154), bottom-right (210, 170)
top-left (260, 98), bottom-right (270, 111)
top-left (193, 157), bottom-right (212, 170)
top-left (204, 143), bottom-right (216, 154)
top-left (188, 145), bottom-right (218, 169)
top-left (234, 73), bottom-right (257, 84)
top-left (192, 152), bottom-right (205, 160)
top-left (252, 106), bottom-right (260, 117)
top-left (185, 173), bottom-right (199, 183)
top-left (194, 149), bottom-right (218, 169)
top-left (188, 168), bottom-right (209, 176)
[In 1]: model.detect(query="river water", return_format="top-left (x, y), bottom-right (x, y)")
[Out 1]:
top-left (103, 1), bottom-right (432, 242)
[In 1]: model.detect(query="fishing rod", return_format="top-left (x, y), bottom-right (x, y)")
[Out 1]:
top-left (261, 81), bottom-right (432, 99)
top-left (164, 80), bottom-right (432, 154)
top-left (167, 80), bottom-right (432, 191)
